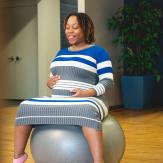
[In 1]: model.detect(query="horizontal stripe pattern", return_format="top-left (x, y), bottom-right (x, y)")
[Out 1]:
top-left (50, 66), bottom-right (98, 85)
top-left (99, 73), bottom-right (113, 81)
top-left (16, 45), bottom-right (112, 129)
top-left (56, 54), bottom-right (96, 64)
top-left (52, 80), bottom-right (94, 91)
top-left (97, 60), bottom-right (112, 69)
top-left (27, 97), bottom-right (108, 119)
top-left (50, 45), bottom-right (113, 96)
top-left (51, 61), bottom-right (97, 74)
top-left (16, 97), bottom-right (108, 130)
top-left (93, 83), bottom-right (105, 96)
top-left (54, 56), bottom-right (96, 68)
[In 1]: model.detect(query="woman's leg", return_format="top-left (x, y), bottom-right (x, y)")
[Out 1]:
top-left (14, 125), bottom-right (32, 158)
top-left (82, 127), bottom-right (104, 163)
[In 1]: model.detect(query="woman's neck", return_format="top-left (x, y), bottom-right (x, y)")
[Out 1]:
top-left (69, 43), bottom-right (92, 51)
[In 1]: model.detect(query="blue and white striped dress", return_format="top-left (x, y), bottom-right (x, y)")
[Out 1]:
top-left (16, 44), bottom-right (113, 130)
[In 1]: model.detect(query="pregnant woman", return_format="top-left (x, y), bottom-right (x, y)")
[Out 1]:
top-left (13, 12), bottom-right (113, 163)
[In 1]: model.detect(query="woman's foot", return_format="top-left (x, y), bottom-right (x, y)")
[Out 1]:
top-left (13, 153), bottom-right (28, 163)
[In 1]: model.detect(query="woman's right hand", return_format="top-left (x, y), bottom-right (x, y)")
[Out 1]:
top-left (47, 75), bottom-right (60, 89)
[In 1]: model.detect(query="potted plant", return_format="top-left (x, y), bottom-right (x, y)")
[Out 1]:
top-left (107, 0), bottom-right (162, 109)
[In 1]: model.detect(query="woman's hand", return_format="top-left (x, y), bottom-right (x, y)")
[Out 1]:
top-left (71, 88), bottom-right (96, 97)
top-left (47, 75), bottom-right (60, 89)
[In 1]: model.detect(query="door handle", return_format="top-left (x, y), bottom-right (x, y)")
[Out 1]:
top-left (15, 56), bottom-right (22, 61)
top-left (8, 56), bottom-right (22, 62)
top-left (8, 56), bottom-right (15, 62)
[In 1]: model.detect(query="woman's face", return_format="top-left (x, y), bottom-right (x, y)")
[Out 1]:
top-left (65, 16), bottom-right (85, 46)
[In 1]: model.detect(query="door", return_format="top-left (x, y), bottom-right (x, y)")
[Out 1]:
top-left (1, 2), bottom-right (38, 99)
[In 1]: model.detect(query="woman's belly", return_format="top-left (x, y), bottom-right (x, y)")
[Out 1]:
top-left (51, 79), bottom-right (95, 96)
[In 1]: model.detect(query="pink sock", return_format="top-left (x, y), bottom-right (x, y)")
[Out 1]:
top-left (13, 153), bottom-right (28, 163)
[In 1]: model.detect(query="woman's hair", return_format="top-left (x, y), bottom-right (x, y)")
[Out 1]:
top-left (64, 12), bottom-right (95, 44)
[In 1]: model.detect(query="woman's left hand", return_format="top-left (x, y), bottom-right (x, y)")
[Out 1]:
top-left (71, 88), bottom-right (96, 97)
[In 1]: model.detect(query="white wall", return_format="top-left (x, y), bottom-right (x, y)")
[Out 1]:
top-left (85, 0), bottom-right (124, 106)
top-left (0, 5), bottom-right (8, 100)
top-left (0, 0), bottom-right (38, 99)
top-left (78, 0), bottom-right (85, 12)
top-left (37, 0), bottom-right (60, 96)
top-left (0, 0), bottom-right (123, 105)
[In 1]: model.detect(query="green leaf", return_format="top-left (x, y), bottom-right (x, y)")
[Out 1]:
top-left (106, 0), bottom-right (162, 79)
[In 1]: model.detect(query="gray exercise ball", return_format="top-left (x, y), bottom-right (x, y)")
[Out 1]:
top-left (30, 115), bottom-right (125, 163)
top-left (102, 115), bottom-right (125, 163)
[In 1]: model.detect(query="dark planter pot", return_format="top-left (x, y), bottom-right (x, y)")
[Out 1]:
top-left (121, 75), bottom-right (155, 109)
top-left (153, 55), bottom-right (163, 106)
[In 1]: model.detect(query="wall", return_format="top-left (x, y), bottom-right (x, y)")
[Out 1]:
top-left (0, 0), bottom-right (38, 100)
top-left (60, 0), bottom-right (78, 48)
top-left (37, 0), bottom-right (60, 96)
top-left (84, 0), bottom-right (124, 107)
top-left (0, 0), bottom-right (124, 106)
top-left (0, 3), bottom-right (7, 107)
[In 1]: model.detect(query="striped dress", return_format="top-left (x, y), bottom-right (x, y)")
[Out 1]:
top-left (16, 44), bottom-right (113, 130)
